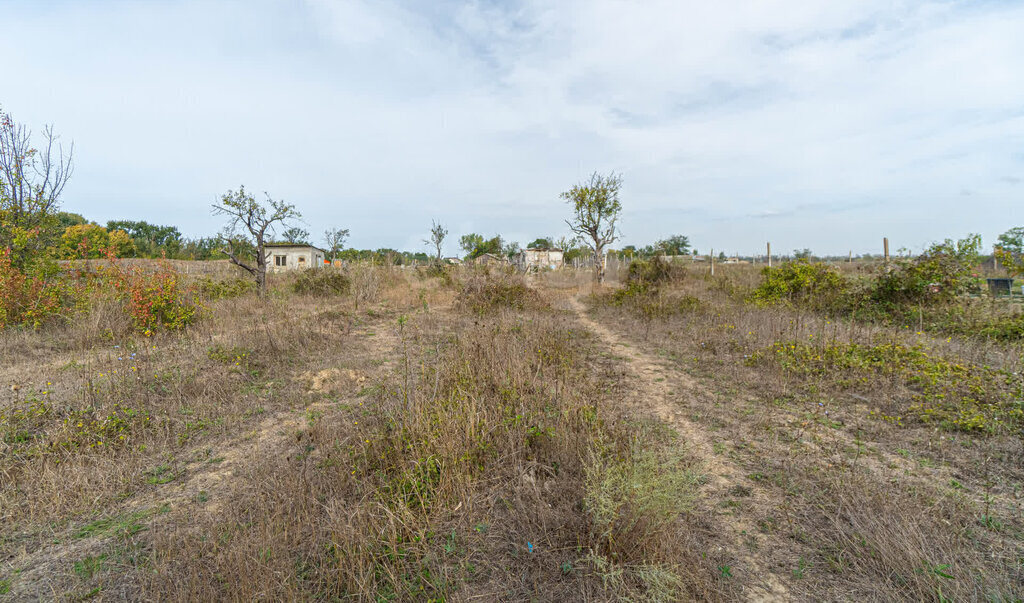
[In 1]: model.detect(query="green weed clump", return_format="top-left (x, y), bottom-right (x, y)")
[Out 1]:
top-left (911, 303), bottom-right (1024, 342)
top-left (972, 312), bottom-right (1024, 341)
top-left (748, 259), bottom-right (847, 308)
top-left (419, 261), bottom-right (449, 279)
top-left (292, 269), bottom-right (351, 296)
top-left (195, 276), bottom-right (255, 300)
top-left (0, 393), bottom-right (154, 459)
top-left (752, 340), bottom-right (1024, 432)
top-left (613, 256), bottom-right (685, 300)
top-left (870, 235), bottom-right (982, 306)
top-left (602, 258), bottom-right (701, 322)
top-left (585, 442), bottom-right (700, 559)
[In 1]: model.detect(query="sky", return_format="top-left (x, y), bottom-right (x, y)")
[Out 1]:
top-left (1, 0), bottom-right (1022, 257)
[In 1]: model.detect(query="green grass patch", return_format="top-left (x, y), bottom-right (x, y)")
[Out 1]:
top-left (751, 340), bottom-right (1024, 432)
top-left (74, 508), bottom-right (155, 540)
top-left (73, 555), bottom-right (107, 580)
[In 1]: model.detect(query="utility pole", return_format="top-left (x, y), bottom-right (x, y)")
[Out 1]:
top-left (710, 248), bottom-right (715, 276)
top-left (883, 237), bottom-right (889, 263)
top-left (767, 242), bottom-right (772, 268)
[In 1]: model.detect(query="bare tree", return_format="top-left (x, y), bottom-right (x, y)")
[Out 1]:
top-left (562, 172), bottom-right (623, 283)
top-left (212, 186), bottom-right (300, 293)
top-left (425, 219), bottom-right (448, 261)
top-left (323, 227), bottom-right (350, 261)
top-left (0, 107), bottom-right (74, 265)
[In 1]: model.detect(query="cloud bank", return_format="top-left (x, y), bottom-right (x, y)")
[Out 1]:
top-left (2, 0), bottom-right (1022, 255)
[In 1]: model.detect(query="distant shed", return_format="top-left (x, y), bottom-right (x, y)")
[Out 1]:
top-left (474, 253), bottom-right (507, 266)
top-left (264, 243), bottom-right (327, 271)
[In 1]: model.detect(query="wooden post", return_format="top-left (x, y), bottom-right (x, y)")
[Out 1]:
top-left (848, 250), bottom-right (852, 263)
top-left (767, 242), bottom-right (771, 268)
top-left (994, 246), bottom-right (999, 270)
top-left (710, 248), bottom-right (715, 276)
top-left (883, 237), bottom-right (889, 263)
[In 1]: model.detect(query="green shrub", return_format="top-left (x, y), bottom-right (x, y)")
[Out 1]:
top-left (609, 257), bottom-right (686, 305)
top-left (196, 277), bottom-right (255, 300)
top-left (973, 313), bottom-right (1024, 340)
top-left (421, 261), bottom-right (448, 279)
top-left (870, 234), bottom-right (981, 306)
top-left (625, 256), bottom-right (679, 288)
top-left (292, 270), bottom-right (351, 296)
top-left (748, 259), bottom-right (846, 307)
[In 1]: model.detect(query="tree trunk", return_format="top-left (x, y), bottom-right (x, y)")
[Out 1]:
top-left (594, 246), bottom-right (605, 284)
top-left (255, 242), bottom-right (268, 294)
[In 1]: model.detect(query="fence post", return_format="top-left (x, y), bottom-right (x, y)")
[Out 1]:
top-left (767, 242), bottom-right (771, 268)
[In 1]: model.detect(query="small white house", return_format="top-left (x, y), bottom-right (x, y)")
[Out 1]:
top-left (265, 243), bottom-right (326, 272)
top-left (516, 248), bottom-right (564, 271)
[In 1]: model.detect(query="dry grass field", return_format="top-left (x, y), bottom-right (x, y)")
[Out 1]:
top-left (2, 262), bottom-right (1022, 601)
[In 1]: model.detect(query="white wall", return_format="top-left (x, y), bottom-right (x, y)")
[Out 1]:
top-left (265, 247), bottom-right (324, 271)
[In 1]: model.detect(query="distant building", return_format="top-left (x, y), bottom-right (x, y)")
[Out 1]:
top-left (516, 248), bottom-right (564, 271)
top-left (473, 253), bottom-right (507, 266)
top-left (264, 243), bottom-right (326, 271)
top-left (443, 257), bottom-right (463, 265)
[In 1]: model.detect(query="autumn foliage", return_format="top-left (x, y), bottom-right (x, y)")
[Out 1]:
top-left (101, 253), bottom-right (200, 332)
top-left (0, 248), bottom-right (83, 328)
top-left (0, 246), bottom-right (198, 332)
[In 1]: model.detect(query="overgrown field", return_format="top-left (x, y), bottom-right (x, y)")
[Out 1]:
top-left (589, 257), bottom-right (1024, 600)
top-left (2, 259), bottom-right (1022, 601)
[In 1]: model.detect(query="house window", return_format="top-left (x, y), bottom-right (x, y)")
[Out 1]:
top-left (274, 255), bottom-right (287, 267)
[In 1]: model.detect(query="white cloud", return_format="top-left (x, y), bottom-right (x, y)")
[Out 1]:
top-left (1, 0), bottom-right (1021, 255)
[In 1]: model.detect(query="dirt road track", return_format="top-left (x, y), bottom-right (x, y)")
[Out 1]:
top-left (565, 294), bottom-right (790, 601)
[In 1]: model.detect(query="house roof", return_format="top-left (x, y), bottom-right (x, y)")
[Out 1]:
top-left (522, 247), bottom-right (563, 252)
top-left (265, 242), bottom-right (328, 253)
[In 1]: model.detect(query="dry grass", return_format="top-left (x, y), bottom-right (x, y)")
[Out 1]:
top-left (457, 271), bottom-right (548, 315)
top-left (2, 264), bottom-right (729, 601)
top-left (587, 266), bottom-right (1024, 600)
top-left (141, 293), bottom-right (723, 600)
top-left (5, 260), bottom-right (1021, 600)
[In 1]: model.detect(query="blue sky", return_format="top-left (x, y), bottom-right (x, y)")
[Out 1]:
top-left (2, 0), bottom-right (1022, 256)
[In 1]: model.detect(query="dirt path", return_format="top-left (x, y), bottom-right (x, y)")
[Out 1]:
top-left (565, 295), bottom-right (790, 601)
